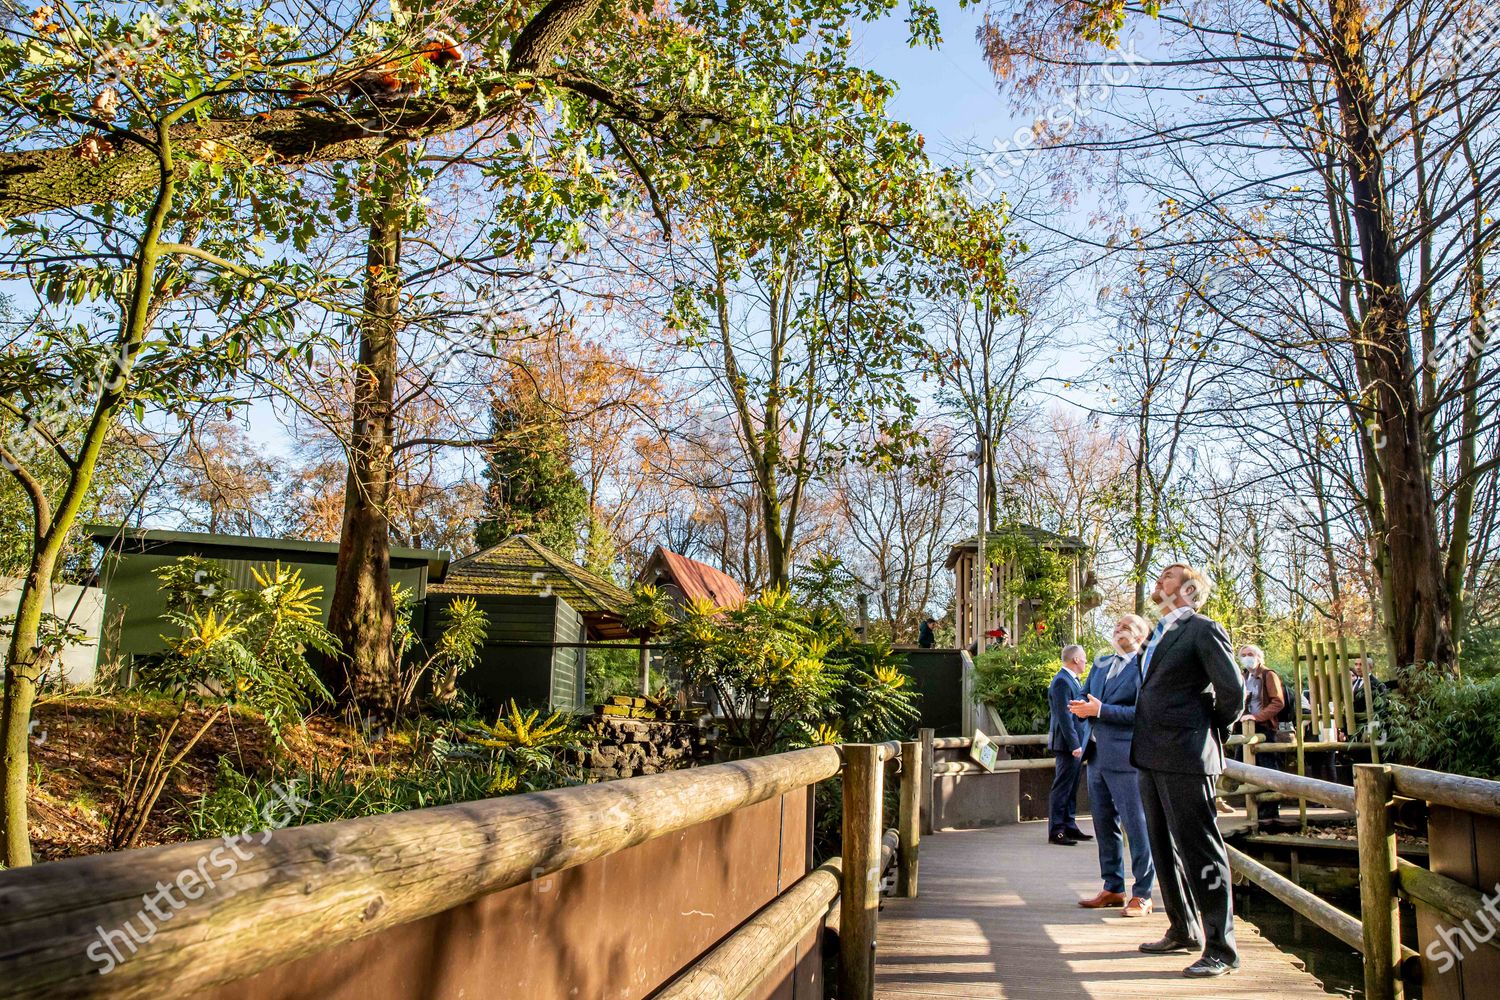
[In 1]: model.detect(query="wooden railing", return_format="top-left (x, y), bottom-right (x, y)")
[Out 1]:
top-left (1225, 757), bottom-right (1500, 1000)
top-left (0, 739), bottom-right (926, 1000)
top-left (935, 720), bottom-right (1500, 1000)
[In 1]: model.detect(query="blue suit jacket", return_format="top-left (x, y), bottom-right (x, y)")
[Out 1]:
top-left (1047, 668), bottom-right (1086, 753)
top-left (1082, 652), bottom-right (1142, 771)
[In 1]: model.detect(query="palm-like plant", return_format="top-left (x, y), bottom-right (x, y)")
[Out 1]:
top-left (110, 559), bottom-right (334, 849)
top-left (446, 700), bottom-right (588, 794)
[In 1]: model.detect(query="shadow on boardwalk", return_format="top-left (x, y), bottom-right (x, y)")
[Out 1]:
top-left (874, 819), bottom-right (1336, 999)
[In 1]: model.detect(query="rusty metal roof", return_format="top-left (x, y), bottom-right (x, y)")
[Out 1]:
top-left (637, 546), bottom-right (746, 610)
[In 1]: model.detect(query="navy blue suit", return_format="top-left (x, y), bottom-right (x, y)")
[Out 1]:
top-left (1082, 652), bottom-right (1155, 898)
top-left (1046, 667), bottom-right (1086, 836)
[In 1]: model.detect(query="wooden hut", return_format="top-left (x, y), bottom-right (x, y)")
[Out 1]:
top-left (426, 534), bottom-right (632, 713)
top-left (945, 527), bottom-right (1089, 648)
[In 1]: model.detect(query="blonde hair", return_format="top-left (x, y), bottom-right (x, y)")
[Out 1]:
top-left (1162, 562), bottom-right (1212, 609)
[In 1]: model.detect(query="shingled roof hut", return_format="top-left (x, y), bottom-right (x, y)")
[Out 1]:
top-left (427, 535), bottom-right (634, 712)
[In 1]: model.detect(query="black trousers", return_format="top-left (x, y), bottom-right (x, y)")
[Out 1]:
top-left (1049, 752), bottom-right (1081, 835)
top-left (1138, 767), bottom-right (1238, 963)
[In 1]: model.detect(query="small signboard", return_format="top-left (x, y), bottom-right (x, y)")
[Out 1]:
top-left (969, 730), bottom-right (999, 772)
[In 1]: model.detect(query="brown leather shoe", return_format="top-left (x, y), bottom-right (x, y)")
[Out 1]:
top-left (1123, 896), bottom-right (1153, 917)
top-left (1079, 889), bottom-right (1127, 909)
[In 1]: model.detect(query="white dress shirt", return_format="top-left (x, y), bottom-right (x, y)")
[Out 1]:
top-left (1140, 604), bottom-right (1194, 678)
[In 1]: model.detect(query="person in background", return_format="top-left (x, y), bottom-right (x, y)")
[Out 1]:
top-left (1046, 644), bottom-right (1093, 846)
top-left (918, 617), bottom-right (937, 649)
top-left (1069, 614), bottom-right (1155, 916)
top-left (1350, 655), bottom-right (1388, 716)
top-left (1237, 644), bottom-right (1286, 827)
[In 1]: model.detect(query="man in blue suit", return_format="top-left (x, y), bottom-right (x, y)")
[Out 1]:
top-left (1069, 614), bottom-right (1156, 917)
top-left (1046, 645), bottom-right (1092, 846)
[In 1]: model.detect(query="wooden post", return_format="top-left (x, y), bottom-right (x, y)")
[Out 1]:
top-left (1241, 717), bottom-right (1259, 830)
top-left (1293, 648), bottom-right (1308, 830)
top-left (1305, 640), bottom-right (1323, 737)
top-left (1356, 763), bottom-right (1403, 1000)
top-left (638, 637), bottom-right (650, 697)
top-left (1361, 638), bottom-right (1382, 764)
top-left (898, 740), bottom-right (921, 898)
top-left (840, 743), bottom-right (885, 1000)
top-left (918, 728), bottom-right (935, 836)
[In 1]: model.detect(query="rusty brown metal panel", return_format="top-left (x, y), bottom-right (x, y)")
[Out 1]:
top-left (201, 790), bottom-right (815, 1000)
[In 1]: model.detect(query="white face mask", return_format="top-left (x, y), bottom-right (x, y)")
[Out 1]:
top-left (1239, 655), bottom-right (1258, 670)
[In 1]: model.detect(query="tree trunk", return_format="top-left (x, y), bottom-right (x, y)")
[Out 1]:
top-left (0, 557), bottom-right (52, 868)
top-left (1327, 0), bottom-right (1454, 671)
top-left (328, 175), bottom-right (403, 719)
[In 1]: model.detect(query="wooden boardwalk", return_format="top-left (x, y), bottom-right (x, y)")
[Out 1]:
top-left (874, 819), bottom-right (1335, 999)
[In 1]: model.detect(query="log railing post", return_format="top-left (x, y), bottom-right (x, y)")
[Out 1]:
top-left (918, 728), bottom-right (935, 836)
top-left (840, 743), bottom-right (885, 1000)
top-left (1241, 717), bottom-right (1259, 830)
top-left (897, 739), bottom-right (920, 898)
top-left (1356, 763), bottom-right (1402, 1000)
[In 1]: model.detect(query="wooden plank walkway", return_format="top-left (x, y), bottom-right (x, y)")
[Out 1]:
top-left (874, 819), bottom-right (1335, 999)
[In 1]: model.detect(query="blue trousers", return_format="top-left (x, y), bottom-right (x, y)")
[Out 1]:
top-left (1049, 752), bottom-right (1082, 834)
top-left (1088, 764), bottom-right (1155, 898)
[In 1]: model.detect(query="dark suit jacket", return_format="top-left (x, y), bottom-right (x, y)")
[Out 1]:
top-left (1082, 652), bottom-right (1142, 771)
top-left (1131, 611), bottom-right (1245, 776)
top-left (1047, 667), bottom-right (1086, 754)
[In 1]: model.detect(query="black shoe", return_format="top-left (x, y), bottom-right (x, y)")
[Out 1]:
top-left (1048, 831), bottom-right (1079, 846)
top-left (1063, 826), bottom-right (1094, 841)
top-left (1183, 956), bottom-right (1240, 978)
top-left (1139, 934), bottom-right (1201, 954)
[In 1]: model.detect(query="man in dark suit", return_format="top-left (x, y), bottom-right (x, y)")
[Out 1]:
top-left (1132, 563), bottom-right (1246, 978)
top-left (1046, 644), bottom-right (1092, 846)
top-left (1069, 614), bottom-right (1155, 916)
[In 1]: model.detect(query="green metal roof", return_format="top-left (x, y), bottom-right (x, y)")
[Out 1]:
top-left (84, 524), bottom-right (451, 578)
top-left (430, 534), bottom-right (631, 622)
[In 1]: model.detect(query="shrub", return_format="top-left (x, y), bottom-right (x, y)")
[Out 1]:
top-left (651, 585), bottom-right (919, 756)
top-left (183, 753), bottom-right (498, 839)
top-left (974, 640), bottom-right (1062, 736)
top-left (447, 700), bottom-right (591, 793)
top-left (111, 558), bottom-right (334, 850)
top-left (1384, 669), bottom-right (1500, 780)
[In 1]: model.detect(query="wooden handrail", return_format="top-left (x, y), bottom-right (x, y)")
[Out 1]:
top-left (1226, 845), bottom-right (1365, 951)
top-left (1397, 858), bottom-right (1500, 942)
top-left (0, 746), bottom-right (842, 1000)
top-left (1223, 758), bottom-right (1358, 812)
top-left (652, 860), bottom-right (843, 1000)
top-left (931, 734), bottom-right (1047, 750)
top-left (1390, 765), bottom-right (1500, 819)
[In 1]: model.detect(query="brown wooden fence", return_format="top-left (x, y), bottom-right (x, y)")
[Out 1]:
top-left (1225, 757), bottom-right (1500, 1000)
top-left (0, 741), bottom-right (924, 1000)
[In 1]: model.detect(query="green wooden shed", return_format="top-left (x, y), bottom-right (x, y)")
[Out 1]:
top-left (86, 525), bottom-right (450, 662)
top-left (424, 535), bottom-right (633, 714)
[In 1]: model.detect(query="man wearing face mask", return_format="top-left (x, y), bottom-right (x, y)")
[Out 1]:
top-left (1132, 563), bottom-right (1246, 978)
top-left (1237, 644), bottom-right (1286, 827)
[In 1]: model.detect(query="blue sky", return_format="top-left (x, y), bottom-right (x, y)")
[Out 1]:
top-left (849, 6), bottom-right (1020, 167)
